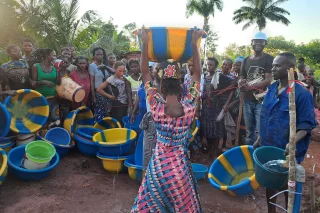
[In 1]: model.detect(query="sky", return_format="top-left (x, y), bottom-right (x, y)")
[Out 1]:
top-left (79, 0), bottom-right (320, 53)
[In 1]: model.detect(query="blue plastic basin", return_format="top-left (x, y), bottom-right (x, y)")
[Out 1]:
top-left (122, 116), bottom-right (142, 135)
top-left (77, 127), bottom-right (102, 140)
top-left (7, 145), bottom-right (60, 181)
top-left (74, 134), bottom-right (98, 157)
top-left (45, 127), bottom-right (71, 146)
top-left (192, 163), bottom-right (208, 180)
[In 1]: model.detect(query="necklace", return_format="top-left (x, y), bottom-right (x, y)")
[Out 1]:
top-left (40, 63), bottom-right (53, 75)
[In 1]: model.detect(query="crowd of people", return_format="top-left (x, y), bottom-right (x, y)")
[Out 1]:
top-left (0, 28), bottom-right (318, 213)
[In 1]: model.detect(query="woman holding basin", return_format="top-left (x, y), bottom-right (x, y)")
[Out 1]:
top-left (131, 27), bottom-right (204, 213)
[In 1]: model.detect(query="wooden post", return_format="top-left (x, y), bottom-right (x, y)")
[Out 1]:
top-left (235, 93), bottom-right (244, 146)
top-left (287, 68), bottom-right (297, 213)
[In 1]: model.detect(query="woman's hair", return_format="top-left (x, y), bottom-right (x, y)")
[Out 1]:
top-left (75, 56), bottom-right (88, 64)
top-left (114, 61), bottom-right (126, 69)
top-left (28, 48), bottom-right (54, 67)
top-left (92, 47), bottom-right (107, 65)
top-left (107, 53), bottom-right (115, 58)
top-left (57, 55), bottom-right (68, 60)
top-left (161, 78), bottom-right (181, 96)
top-left (6, 44), bottom-right (19, 54)
top-left (128, 59), bottom-right (139, 67)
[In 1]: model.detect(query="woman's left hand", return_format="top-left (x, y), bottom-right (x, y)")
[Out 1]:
top-left (223, 105), bottom-right (229, 112)
top-left (138, 25), bottom-right (149, 44)
top-left (192, 26), bottom-right (203, 44)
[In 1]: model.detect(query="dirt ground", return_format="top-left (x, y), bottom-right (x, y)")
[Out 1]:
top-left (0, 140), bottom-right (319, 213)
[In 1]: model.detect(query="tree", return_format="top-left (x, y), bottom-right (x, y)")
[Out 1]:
top-left (264, 36), bottom-right (296, 56)
top-left (186, 0), bottom-right (223, 56)
top-left (13, 0), bottom-right (99, 50)
top-left (186, 0), bottom-right (223, 31)
top-left (233, 0), bottom-right (290, 31)
top-left (223, 43), bottom-right (250, 59)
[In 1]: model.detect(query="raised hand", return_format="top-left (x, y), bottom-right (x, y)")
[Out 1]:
top-left (192, 26), bottom-right (203, 44)
top-left (138, 25), bottom-right (149, 44)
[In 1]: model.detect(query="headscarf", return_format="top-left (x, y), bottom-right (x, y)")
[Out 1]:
top-left (235, 56), bottom-right (245, 63)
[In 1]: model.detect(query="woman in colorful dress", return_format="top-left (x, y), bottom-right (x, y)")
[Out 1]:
top-left (97, 61), bottom-right (133, 126)
top-left (89, 47), bottom-right (113, 122)
top-left (131, 27), bottom-right (203, 213)
top-left (69, 56), bottom-right (91, 110)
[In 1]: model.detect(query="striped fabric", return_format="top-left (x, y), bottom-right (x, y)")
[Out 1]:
top-left (131, 81), bottom-right (202, 213)
top-left (4, 89), bottom-right (49, 133)
top-left (136, 27), bottom-right (205, 62)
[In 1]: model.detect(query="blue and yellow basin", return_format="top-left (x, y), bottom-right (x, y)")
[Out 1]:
top-left (208, 145), bottom-right (259, 196)
top-left (94, 117), bottom-right (121, 130)
top-left (0, 148), bottom-right (8, 186)
top-left (4, 89), bottom-right (49, 133)
top-left (97, 152), bottom-right (134, 174)
top-left (134, 27), bottom-right (206, 62)
top-left (63, 106), bottom-right (94, 137)
top-left (0, 102), bottom-right (11, 137)
top-left (124, 158), bottom-right (145, 182)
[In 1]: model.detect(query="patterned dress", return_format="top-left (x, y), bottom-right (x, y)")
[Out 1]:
top-left (131, 81), bottom-right (202, 213)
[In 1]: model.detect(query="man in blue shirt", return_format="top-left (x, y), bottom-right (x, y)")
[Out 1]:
top-left (254, 52), bottom-right (317, 213)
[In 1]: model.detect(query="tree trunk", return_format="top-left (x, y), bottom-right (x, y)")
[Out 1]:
top-left (203, 16), bottom-right (209, 62)
top-left (235, 93), bottom-right (244, 146)
top-left (287, 68), bottom-right (296, 213)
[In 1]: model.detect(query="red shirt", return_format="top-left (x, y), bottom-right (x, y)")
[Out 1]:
top-left (69, 70), bottom-right (91, 109)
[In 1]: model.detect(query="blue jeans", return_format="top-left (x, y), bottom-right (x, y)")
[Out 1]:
top-left (243, 100), bottom-right (262, 145)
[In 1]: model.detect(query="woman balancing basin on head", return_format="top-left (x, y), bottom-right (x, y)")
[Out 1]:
top-left (130, 26), bottom-right (204, 213)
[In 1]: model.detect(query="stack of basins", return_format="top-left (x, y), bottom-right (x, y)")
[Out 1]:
top-left (73, 117), bottom-right (122, 157)
top-left (94, 128), bottom-right (137, 174)
top-left (124, 131), bottom-right (145, 182)
top-left (7, 141), bottom-right (59, 180)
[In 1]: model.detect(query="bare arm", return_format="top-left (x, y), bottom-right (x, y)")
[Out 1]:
top-left (139, 27), bottom-right (152, 84)
top-left (191, 27), bottom-right (203, 83)
top-left (295, 130), bottom-right (308, 144)
top-left (224, 90), bottom-right (234, 110)
top-left (56, 69), bottom-right (62, 85)
top-left (247, 73), bottom-right (272, 90)
top-left (96, 81), bottom-right (116, 100)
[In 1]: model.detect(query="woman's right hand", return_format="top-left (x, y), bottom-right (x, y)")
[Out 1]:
top-left (138, 25), bottom-right (149, 44)
top-left (108, 95), bottom-right (117, 101)
top-left (44, 80), bottom-right (55, 88)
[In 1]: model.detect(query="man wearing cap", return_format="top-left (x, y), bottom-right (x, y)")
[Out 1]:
top-left (239, 32), bottom-right (274, 145)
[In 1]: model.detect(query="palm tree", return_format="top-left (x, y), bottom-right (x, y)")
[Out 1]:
top-left (186, 0), bottom-right (223, 31)
top-left (233, 0), bottom-right (290, 31)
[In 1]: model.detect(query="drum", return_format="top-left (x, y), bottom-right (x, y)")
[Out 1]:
top-left (56, 77), bottom-right (85, 103)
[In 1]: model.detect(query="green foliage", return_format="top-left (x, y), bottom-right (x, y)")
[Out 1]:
top-left (222, 43), bottom-right (251, 59)
top-left (264, 36), bottom-right (296, 56)
top-left (233, 0), bottom-right (290, 31)
top-left (186, 0), bottom-right (223, 31)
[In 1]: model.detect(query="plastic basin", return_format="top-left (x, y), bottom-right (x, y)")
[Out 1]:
top-left (93, 128), bottom-right (137, 145)
top-left (77, 127), bottom-right (102, 140)
top-left (94, 117), bottom-right (122, 130)
top-left (253, 146), bottom-right (288, 190)
top-left (96, 152), bottom-right (134, 173)
top-left (192, 163), bottom-right (208, 181)
top-left (122, 116), bottom-right (142, 135)
top-left (0, 102), bottom-right (11, 137)
top-left (74, 134), bottom-right (98, 157)
top-left (45, 127), bottom-right (71, 146)
top-left (63, 106), bottom-right (94, 137)
top-left (8, 145), bottom-right (59, 181)
top-left (25, 141), bottom-right (56, 163)
top-left (0, 148), bottom-right (8, 186)
top-left (4, 89), bottom-right (49, 133)
top-left (0, 138), bottom-right (15, 153)
top-left (37, 130), bottom-right (74, 157)
top-left (208, 145), bottom-right (259, 196)
top-left (133, 27), bottom-right (206, 62)
top-left (124, 158), bottom-right (145, 182)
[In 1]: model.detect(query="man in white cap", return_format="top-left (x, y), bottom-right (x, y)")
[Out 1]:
top-left (239, 32), bottom-right (274, 145)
